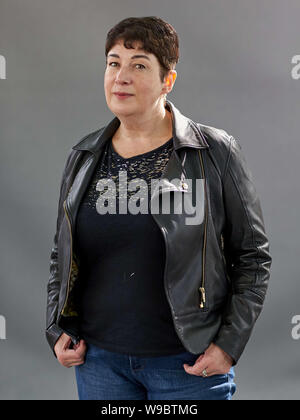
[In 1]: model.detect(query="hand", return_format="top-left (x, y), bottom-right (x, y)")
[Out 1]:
top-left (54, 333), bottom-right (87, 368)
top-left (183, 343), bottom-right (233, 377)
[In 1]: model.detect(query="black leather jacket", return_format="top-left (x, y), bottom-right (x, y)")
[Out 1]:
top-left (46, 99), bottom-right (272, 365)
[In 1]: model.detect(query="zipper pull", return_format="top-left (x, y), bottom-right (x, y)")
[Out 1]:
top-left (199, 287), bottom-right (206, 308)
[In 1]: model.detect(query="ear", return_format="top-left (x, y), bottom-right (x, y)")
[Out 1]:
top-left (163, 70), bottom-right (177, 93)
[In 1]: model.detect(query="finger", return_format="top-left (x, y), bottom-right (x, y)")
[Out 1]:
top-left (183, 362), bottom-right (209, 376)
top-left (78, 339), bottom-right (86, 349)
top-left (62, 349), bottom-right (85, 363)
top-left (196, 354), bottom-right (205, 362)
top-left (72, 360), bottom-right (85, 366)
top-left (73, 341), bottom-right (85, 351)
top-left (74, 339), bottom-right (85, 350)
top-left (66, 360), bottom-right (85, 368)
top-left (197, 365), bottom-right (219, 377)
top-left (62, 336), bottom-right (72, 351)
top-left (62, 356), bottom-right (85, 366)
top-left (183, 356), bottom-right (210, 376)
top-left (75, 340), bottom-right (87, 357)
top-left (73, 343), bottom-right (82, 352)
top-left (201, 369), bottom-right (215, 377)
top-left (73, 342), bottom-right (80, 350)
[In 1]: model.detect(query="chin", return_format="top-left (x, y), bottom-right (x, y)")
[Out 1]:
top-left (109, 100), bottom-right (139, 115)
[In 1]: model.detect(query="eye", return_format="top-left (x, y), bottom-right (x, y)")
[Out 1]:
top-left (134, 64), bottom-right (146, 69)
top-left (108, 62), bottom-right (145, 70)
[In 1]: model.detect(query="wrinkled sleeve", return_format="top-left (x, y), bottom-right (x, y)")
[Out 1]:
top-left (45, 149), bottom-right (74, 358)
top-left (213, 136), bottom-right (272, 365)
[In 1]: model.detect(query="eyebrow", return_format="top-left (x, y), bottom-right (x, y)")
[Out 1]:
top-left (107, 53), bottom-right (151, 61)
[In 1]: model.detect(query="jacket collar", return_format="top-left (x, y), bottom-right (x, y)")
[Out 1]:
top-left (72, 99), bottom-right (209, 154)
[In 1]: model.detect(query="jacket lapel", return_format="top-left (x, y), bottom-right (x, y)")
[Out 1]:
top-left (67, 100), bottom-right (209, 223)
top-left (72, 99), bottom-right (209, 154)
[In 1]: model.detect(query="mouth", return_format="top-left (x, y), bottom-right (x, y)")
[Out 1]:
top-left (113, 93), bottom-right (134, 98)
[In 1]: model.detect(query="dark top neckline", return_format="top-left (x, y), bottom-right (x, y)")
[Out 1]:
top-left (109, 137), bottom-right (173, 161)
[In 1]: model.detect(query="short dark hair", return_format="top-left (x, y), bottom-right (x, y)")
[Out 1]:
top-left (105, 16), bottom-right (179, 83)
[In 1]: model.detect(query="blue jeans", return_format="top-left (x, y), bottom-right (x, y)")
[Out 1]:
top-left (75, 343), bottom-right (236, 400)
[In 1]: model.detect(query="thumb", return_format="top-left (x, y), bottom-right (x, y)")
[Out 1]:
top-left (183, 354), bottom-right (206, 372)
top-left (75, 339), bottom-right (86, 353)
top-left (183, 353), bottom-right (204, 367)
top-left (62, 336), bottom-right (72, 351)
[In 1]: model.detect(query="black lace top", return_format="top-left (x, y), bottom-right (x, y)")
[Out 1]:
top-left (73, 136), bottom-right (187, 356)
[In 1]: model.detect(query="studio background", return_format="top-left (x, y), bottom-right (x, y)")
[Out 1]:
top-left (0, 0), bottom-right (299, 400)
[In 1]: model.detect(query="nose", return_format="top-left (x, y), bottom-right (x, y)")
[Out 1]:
top-left (115, 66), bottom-right (131, 85)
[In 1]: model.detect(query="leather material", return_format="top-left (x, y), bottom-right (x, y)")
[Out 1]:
top-left (46, 100), bottom-right (272, 364)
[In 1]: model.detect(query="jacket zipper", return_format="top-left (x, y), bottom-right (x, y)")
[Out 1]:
top-left (198, 149), bottom-right (208, 309)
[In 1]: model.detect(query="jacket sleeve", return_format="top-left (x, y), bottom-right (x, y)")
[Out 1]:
top-left (45, 149), bottom-right (75, 358)
top-left (213, 135), bottom-right (272, 365)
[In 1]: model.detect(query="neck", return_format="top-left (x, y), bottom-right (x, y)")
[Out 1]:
top-left (114, 102), bottom-right (172, 143)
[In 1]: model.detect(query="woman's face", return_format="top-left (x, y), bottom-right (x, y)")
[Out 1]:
top-left (104, 39), bottom-right (173, 118)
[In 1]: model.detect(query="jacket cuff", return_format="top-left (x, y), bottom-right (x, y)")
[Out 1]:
top-left (45, 323), bottom-right (63, 358)
top-left (213, 327), bottom-right (248, 366)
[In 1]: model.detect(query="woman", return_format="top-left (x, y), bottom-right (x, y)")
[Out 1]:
top-left (46, 16), bottom-right (272, 400)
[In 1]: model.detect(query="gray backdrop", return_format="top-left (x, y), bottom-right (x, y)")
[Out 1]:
top-left (0, 0), bottom-right (299, 400)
